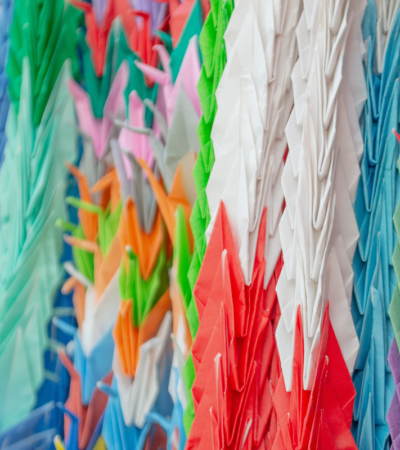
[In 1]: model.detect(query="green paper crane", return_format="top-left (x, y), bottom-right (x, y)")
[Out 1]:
top-left (60, 196), bottom-right (123, 284)
top-left (174, 206), bottom-right (193, 315)
top-left (182, 0), bottom-right (234, 434)
top-left (6, 0), bottom-right (82, 126)
top-left (119, 243), bottom-right (170, 328)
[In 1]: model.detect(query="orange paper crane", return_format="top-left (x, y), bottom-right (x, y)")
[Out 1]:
top-left (91, 168), bottom-right (121, 212)
top-left (137, 154), bottom-right (194, 251)
top-left (64, 169), bottom-right (123, 303)
top-left (113, 172), bottom-right (172, 378)
top-left (62, 277), bottom-right (87, 329)
top-left (65, 162), bottom-right (98, 242)
top-left (62, 163), bottom-right (100, 328)
top-left (113, 289), bottom-right (171, 377)
top-left (64, 228), bottom-right (122, 303)
top-left (118, 198), bottom-right (164, 281)
top-left (64, 164), bottom-right (121, 245)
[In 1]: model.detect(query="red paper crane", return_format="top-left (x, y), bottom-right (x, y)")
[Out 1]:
top-left (169, 0), bottom-right (209, 44)
top-left (272, 304), bottom-right (357, 450)
top-left (59, 351), bottom-right (113, 450)
top-left (70, 0), bottom-right (209, 78)
top-left (70, 0), bottom-right (132, 76)
top-left (186, 202), bottom-right (283, 449)
top-left (70, 0), bottom-right (169, 78)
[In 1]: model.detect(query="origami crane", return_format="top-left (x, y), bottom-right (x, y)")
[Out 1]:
top-left (76, 18), bottom-right (157, 122)
top-left (183, 0), bottom-right (234, 432)
top-left (59, 350), bottom-right (112, 450)
top-left (186, 203), bottom-right (282, 448)
top-left (70, 0), bottom-right (168, 78)
top-left (68, 62), bottom-right (128, 160)
top-left (0, 59), bottom-right (77, 430)
top-left (7, 0), bottom-right (82, 125)
top-left (206, 0), bottom-right (298, 287)
top-left (4, 0), bottom-right (397, 448)
top-left (0, 0), bottom-right (12, 165)
top-left (135, 36), bottom-right (201, 126)
top-left (0, 402), bottom-right (60, 450)
top-left (277, 0), bottom-right (364, 396)
top-left (273, 304), bottom-right (357, 450)
top-left (352, 4), bottom-right (400, 448)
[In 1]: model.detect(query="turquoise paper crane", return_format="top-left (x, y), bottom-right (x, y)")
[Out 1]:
top-left (0, 58), bottom-right (77, 431)
top-left (351, 3), bottom-right (400, 449)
